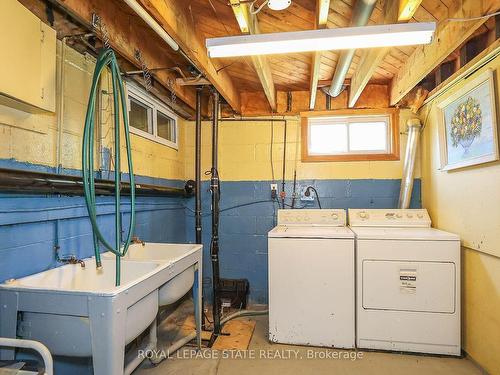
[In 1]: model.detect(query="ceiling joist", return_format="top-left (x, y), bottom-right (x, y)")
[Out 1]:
top-left (137, 0), bottom-right (241, 111)
top-left (348, 0), bottom-right (422, 108)
top-left (309, 0), bottom-right (330, 110)
top-left (230, 0), bottom-right (276, 111)
top-left (390, 0), bottom-right (500, 106)
top-left (49, 0), bottom-right (198, 110)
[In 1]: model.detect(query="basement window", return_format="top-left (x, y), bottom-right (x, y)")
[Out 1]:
top-left (126, 82), bottom-right (178, 149)
top-left (301, 109), bottom-right (399, 162)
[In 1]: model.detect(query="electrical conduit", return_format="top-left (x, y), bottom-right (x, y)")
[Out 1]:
top-left (82, 48), bottom-right (135, 286)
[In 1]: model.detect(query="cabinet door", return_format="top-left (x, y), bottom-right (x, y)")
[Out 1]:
top-left (0, 0), bottom-right (56, 112)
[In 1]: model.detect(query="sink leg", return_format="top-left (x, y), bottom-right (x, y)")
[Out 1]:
top-left (193, 267), bottom-right (202, 350)
top-left (0, 292), bottom-right (18, 360)
top-left (89, 297), bottom-right (126, 375)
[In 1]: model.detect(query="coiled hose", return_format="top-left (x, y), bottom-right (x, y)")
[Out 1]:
top-left (82, 48), bottom-right (135, 286)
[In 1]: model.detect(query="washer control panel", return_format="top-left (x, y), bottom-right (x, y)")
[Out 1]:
top-left (277, 209), bottom-right (347, 226)
top-left (348, 209), bottom-right (431, 227)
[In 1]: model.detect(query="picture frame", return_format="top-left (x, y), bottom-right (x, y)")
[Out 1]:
top-left (437, 69), bottom-right (499, 171)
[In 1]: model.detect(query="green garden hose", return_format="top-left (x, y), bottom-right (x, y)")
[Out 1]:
top-left (82, 48), bottom-right (135, 286)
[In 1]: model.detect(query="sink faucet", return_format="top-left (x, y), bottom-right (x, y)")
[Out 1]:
top-left (131, 236), bottom-right (145, 246)
top-left (54, 246), bottom-right (86, 268)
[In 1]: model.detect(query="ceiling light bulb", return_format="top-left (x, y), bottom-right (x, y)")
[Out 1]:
top-left (267, 0), bottom-right (291, 11)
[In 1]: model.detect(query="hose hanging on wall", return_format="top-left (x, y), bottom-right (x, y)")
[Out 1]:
top-left (82, 48), bottom-right (136, 286)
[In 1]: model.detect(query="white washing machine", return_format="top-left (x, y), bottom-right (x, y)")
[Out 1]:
top-left (348, 209), bottom-right (461, 356)
top-left (268, 209), bottom-right (355, 348)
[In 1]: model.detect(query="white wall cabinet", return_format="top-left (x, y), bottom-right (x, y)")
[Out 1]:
top-left (0, 0), bottom-right (56, 113)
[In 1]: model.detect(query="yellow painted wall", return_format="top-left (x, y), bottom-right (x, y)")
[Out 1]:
top-left (183, 109), bottom-right (420, 181)
top-left (0, 41), bottom-right (184, 181)
top-left (420, 53), bottom-right (500, 374)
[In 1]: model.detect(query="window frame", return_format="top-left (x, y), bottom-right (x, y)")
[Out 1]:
top-left (126, 81), bottom-right (178, 149)
top-left (301, 108), bottom-right (399, 162)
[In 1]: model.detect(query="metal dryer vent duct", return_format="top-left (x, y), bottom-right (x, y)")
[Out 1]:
top-left (398, 118), bottom-right (422, 209)
top-left (326, 0), bottom-right (377, 97)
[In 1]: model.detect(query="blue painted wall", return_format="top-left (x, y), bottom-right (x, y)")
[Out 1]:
top-left (0, 161), bottom-right (189, 374)
top-left (0, 160), bottom-right (189, 284)
top-left (186, 178), bottom-right (421, 305)
top-left (0, 158), bottom-right (421, 372)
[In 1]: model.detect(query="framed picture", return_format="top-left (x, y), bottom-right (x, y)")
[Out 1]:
top-left (437, 69), bottom-right (499, 171)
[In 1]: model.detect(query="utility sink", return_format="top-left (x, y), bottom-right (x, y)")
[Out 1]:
top-left (102, 243), bottom-right (203, 306)
top-left (0, 244), bottom-right (203, 375)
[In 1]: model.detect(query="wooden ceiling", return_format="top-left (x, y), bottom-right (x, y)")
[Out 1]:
top-left (19, 0), bottom-right (500, 116)
top-left (187, 0), bottom-right (487, 92)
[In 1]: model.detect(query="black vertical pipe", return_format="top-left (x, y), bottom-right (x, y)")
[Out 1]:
top-left (195, 88), bottom-right (202, 244)
top-left (209, 90), bottom-right (222, 345)
top-left (194, 87), bottom-right (206, 330)
top-left (280, 120), bottom-right (287, 209)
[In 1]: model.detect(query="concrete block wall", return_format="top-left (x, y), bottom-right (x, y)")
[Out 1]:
top-left (186, 179), bottom-right (421, 304)
top-left (0, 159), bottom-right (188, 284)
top-left (182, 113), bottom-right (422, 304)
top-left (0, 41), bottom-right (189, 285)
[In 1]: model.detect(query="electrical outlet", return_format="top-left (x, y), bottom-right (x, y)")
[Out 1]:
top-left (300, 186), bottom-right (314, 201)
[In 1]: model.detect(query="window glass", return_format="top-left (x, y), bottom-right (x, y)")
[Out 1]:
top-left (309, 123), bottom-right (348, 154)
top-left (157, 111), bottom-right (175, 142)
top-left (349, 121), bottom-right (387, 151)
top-left (307, 115), bottom-right (390, 156)
top-left (127, 83), bottom-right (178, 149)
top-left (129, 98), bottom-right (152, 134)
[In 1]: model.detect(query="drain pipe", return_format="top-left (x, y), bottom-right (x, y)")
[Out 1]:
top-left (124, 319), bottom-right (157, 375)
top-left (326, 0), bottom-right (377, 97)
top-left (195, 88), bottom-right (202, 244)
top-left (209, 90), bottom-right (222, 346)
top-left (398, 118), bottom-right (421, 209)
top-left (151, 310), bottom-right (269, 364)
top-left (194, 87), bottom-right (206, 330)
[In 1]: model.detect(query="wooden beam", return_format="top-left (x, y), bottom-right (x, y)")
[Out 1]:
top-left (240, 84), bottom-right (389, 116)
top-left (309, 0), bottom-right (330, 110)
top-left (137, 0), bottom-right (241, 112)
top-left (390, 0), bottom-right (500, 105)
top-left (50, 0), bottom-right (198, 110)
top-left (230, 0), bottom-right (276, 110)
top-left (348, 0), bottom-right (421, 108)
top-left (398, 0), bottom-right (424, 21)
top-left (424, 38), bottom-right (500, 104)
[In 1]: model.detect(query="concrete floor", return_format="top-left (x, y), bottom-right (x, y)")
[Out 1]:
top-left (135, 301), bottom-right (484, 375)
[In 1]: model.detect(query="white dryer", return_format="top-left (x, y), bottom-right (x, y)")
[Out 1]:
top-left (268, 209), bottom-right (355, 348)
top-left (349, 209), bottom-right (461, 356)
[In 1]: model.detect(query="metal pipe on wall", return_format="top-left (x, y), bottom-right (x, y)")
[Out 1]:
top-left (398, 118), bottom-right (422, 209)
top-left (209, 90), bottom-right (222, 345)
top-left (56, 36), bottom-right (68, 174)
top-left (195, 88), bottom-right (203, 244)
top-left (326, 0), bottom-right (377, 97)
top-left (122, 0), bottom-right (179, 52)
top-left (281, 119), bottom-right (287, 209)
top-left (0, 168), bottom-right (189, 197)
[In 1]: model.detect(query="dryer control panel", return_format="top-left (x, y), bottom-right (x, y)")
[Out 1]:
top-left (277, 209), bottom-right (347, 226)
top-left (348, 209), bottom-right (431, 227)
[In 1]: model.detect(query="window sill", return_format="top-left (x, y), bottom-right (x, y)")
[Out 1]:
top-left (302, 152), bottom-right (400, 162)
top-left (130, 127), bottom-right (178, 150)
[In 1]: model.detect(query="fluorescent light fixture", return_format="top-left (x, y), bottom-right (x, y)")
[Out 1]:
top-left (206, 22), bottom-right (436, 58)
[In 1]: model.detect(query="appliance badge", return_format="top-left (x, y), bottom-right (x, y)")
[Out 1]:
top-left (399, 269), bottom-right (417, 294)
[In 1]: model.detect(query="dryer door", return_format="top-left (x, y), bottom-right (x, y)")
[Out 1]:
top-left (362, 260), bottom-right (456, 313)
